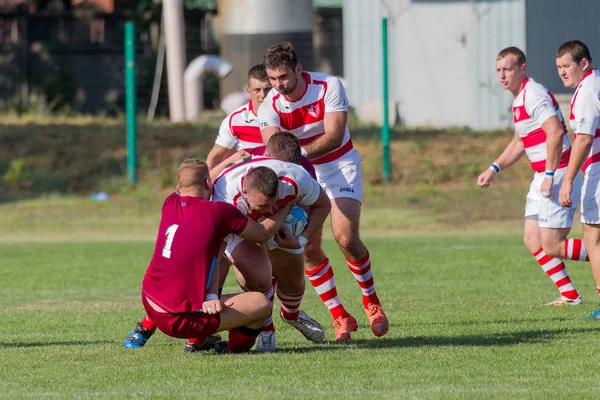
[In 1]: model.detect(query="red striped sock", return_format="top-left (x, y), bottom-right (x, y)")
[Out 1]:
top-left (245, 284), bottom-right (275, 332)
top-left (564, 238), bottom-right (589, 261)
top-left (140, 315), bottom-right (156, 331)
top-left (305, 258), bottom-right (349, 320)
top-left (346, 251), bottom-right (380, 308)
top-left (533, 249), bottom-right (579, 300)
top-left (277, 287), bottom-right (304, 321)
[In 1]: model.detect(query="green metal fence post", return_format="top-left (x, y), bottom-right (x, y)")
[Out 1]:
top-left (125, 21), bottom-right (137, 184)
top-left (381, 17), bottom-right (391, 185)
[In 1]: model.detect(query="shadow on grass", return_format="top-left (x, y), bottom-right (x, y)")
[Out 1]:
top-left (0, 340), bottom-right (113, 348)
top-left (418, 316), bottom-right (580, 327)
top-left (275, 326), bottom-right (599, 353)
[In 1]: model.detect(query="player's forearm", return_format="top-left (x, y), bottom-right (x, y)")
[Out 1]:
top-left (303, 133), bottom-right (344, 159)
top-left (564, 135), bottom-right (593, 183)
top-left (544, 129), bottom-right (563, 172)
top-left (206, 268), bottom-right (220, 298)
top-left (210, 152), bottom-right (242, 182)
top-left (302, 208), bottom-right (330, 241)
top-left (206, 145), bottom-right (232, 170)
top-left (261, 126), bottom-right (281, 144)
top-left (494, 138), bottom-right (525, 170)
top-left (259, 202), bottom-right (295, 238)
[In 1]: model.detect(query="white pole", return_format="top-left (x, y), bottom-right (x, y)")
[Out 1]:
top-left (162, 0), bottom-right (187, 122)
top-left (184, 55), bottom-right (233, 121)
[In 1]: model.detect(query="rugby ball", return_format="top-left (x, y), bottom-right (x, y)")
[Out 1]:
top-left (284, 205), bottom-right (308, 237)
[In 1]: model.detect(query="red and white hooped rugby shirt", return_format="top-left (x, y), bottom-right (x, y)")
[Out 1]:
top-left (258, 71), bottom-right (353, 165)
top-left (513, 77), bottom-right (571, 172)
top-left (215, 100), bottom-right (263, 150)
top-left (569, 69), bottom-right (600, 172)
top-left (212, 156), bottom-right (321, 221)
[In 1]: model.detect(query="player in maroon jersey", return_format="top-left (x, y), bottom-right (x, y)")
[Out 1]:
top-left (132, 159), bottom-right (297, 353)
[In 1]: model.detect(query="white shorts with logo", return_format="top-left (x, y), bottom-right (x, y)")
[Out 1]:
top-left (524, 168), bottom-right (581, 228)
top-left (314, 148), bottom-right (363, 202)
top-left (580, 164), bottom-right (600, 224)
top-left (223, 233), bottom-right (304, 262)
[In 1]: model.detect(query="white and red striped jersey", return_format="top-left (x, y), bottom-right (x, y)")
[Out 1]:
top-left (212, 156), bottom-right (321, 221)
top-left (569, 69), bottom-right (600, 172)
top-left (257, 72), bottom-right (352, 165)
top-left (215, 101), bottom-right (263, 150)
top-left (513, 77), bottom-right (571, 172)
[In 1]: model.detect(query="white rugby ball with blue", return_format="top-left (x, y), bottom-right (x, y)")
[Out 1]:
top-left (284, 205), bottom-right (308, 237)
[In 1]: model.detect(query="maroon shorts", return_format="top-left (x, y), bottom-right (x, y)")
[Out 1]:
top-left (142, 296), bottom-right (221, 341)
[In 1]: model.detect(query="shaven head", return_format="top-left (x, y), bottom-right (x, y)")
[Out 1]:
top-left (247, 64), bottom-right (268, 84)
top-left (496, 46), bottom-right (526, 66)
top-left (244, 167), bottom-right (278, 198)
top-left (243, 166), bottom-right (279, 214)
top-left (263, 42), bottom-right (298, 71)
top-left (177, 158), bottom-right (210, 197)
top-left (556, 40), bottom-right (592, 64)
top-left (266, 131), bottom-right (302, 165)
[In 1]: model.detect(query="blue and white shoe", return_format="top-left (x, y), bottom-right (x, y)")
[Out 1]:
top-left (588, 308), bottom-right (600, 319)
top-left (123, 322), bottom-right (155, 349)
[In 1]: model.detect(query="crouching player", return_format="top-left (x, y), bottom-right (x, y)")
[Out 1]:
top-left (212, 156), bottom-right (331, 351)
top-left (139, 159), bottom-right (297, 353)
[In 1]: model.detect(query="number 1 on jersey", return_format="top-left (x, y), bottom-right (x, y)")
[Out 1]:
top-left (162, 224), bottom-right (179, 258)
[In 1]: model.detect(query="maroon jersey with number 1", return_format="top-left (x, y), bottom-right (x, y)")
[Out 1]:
top-left (142, 192), bottom-right (248, 313)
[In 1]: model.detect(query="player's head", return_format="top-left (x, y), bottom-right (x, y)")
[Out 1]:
top-left (495, 47), bottom-right (527, 95)
top-left (177, 158), bottom-right (211, 198)
top-left (263, 42), bottom-right (302, 96)
top-left (556, 40), bottom-right (593, 89)
top-left (242, 166), bottom-right (279, 214)
top-left (265, 131), bottom-right (302, 165)
top-left (247, 64), bottom-right (272, 108)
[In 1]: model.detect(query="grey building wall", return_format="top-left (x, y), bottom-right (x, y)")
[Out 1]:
top-left (344, 0), bottom-right (527, 129)
top-left (525, 0), bottom-right (600, 96)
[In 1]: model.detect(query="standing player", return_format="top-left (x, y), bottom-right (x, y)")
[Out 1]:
top-left (555, 40), bottom-right (600, 317)
top-left (478, 47), bottom-right (588, 306)
top-left (140, 159), bottom-right (297, 354)
top-left (258, 42), bottom-right (389, 337)
top-left (206, 64), bottom-right (272, 169)
top-left (212, 157), bottom-right (332, 351)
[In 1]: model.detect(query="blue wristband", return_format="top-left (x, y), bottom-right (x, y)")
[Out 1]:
top-left (205, 293), bottom-right (219, 301)
top-left (545, 171), bottom-right (555, 177)
top-left (489, 163), bottom-right (500, 173)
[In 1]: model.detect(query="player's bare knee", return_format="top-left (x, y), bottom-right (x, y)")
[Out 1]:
top-left (523, 232), bottom-right (540, 253)
top-left (253, 293), bottom-right (271, 317)
top-left (245, 275), bottom-right (272, 292)
top-left (334, 232), bottom-right (361, 255)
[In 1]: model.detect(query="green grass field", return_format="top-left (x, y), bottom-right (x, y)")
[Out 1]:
top-left (2, 217), bottom-right (600, 398)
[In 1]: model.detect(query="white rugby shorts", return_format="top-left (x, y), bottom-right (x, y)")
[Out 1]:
top-left (314, 148), bottom-right (363, 202)
top-left (524, 168), bottom-right (581, 228)
top-left (224, 233), bottom-right (304, 260)
top-left (580, 164), bottom-right (600, 224)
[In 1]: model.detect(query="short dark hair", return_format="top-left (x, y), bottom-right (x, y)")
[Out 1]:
top-left (497, 46), bottom-right (526, 66)
top-left (245, 166), bottom-right (278, 198)
top-left (248, 64), bottom-right (268, 83)
top-left (556, 40), bottom-right (592, 64)
top-left (177, 158), bottom-right (209, 190)
top-left (263, 42), bottom-right (298, 70)
top-left (266, 131), bottom-right (302, 165)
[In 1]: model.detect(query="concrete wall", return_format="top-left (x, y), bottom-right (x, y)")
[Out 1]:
top-left (344, 0), bottom-right (526, 129)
